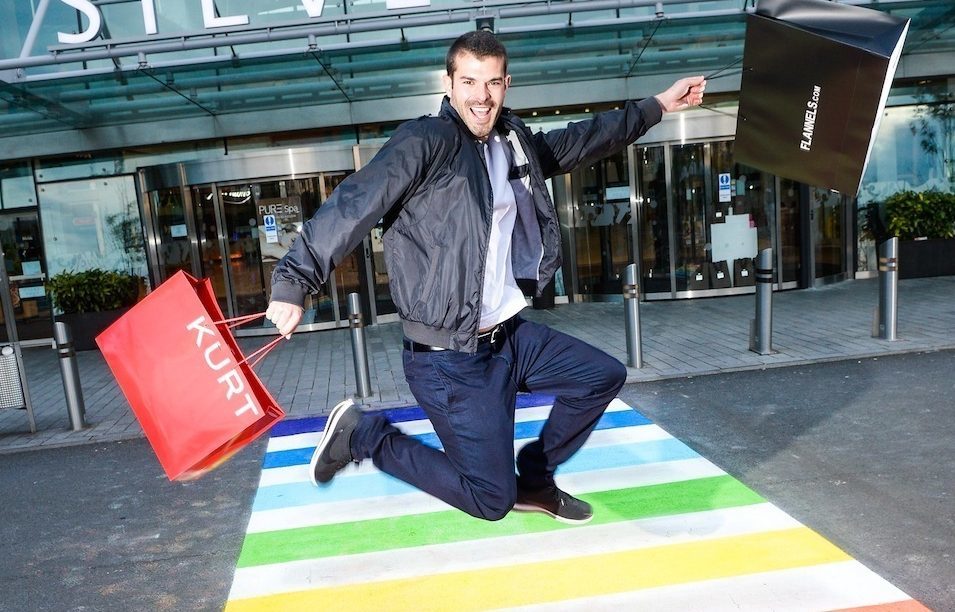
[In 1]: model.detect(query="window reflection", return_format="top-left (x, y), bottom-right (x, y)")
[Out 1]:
top-left (0, 163), bottom-right (37, 210)
top-left (38, 176), bottom-right (147, 278)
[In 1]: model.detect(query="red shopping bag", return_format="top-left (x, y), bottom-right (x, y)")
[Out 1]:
top-left (96, 271), bottom-right (285, 480)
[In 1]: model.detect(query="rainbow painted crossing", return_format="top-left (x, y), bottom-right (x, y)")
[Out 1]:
top-left (226, 395), bottom-right (925, 611)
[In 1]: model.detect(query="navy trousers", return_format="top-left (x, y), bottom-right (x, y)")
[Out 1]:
top-left (349, 316), bottom-right (626, 520)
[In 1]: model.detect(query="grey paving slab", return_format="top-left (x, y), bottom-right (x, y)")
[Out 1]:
top-left (1, 275), bottom-right (953, 453)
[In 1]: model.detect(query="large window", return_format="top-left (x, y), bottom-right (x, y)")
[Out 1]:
top-left (38, 176), bottom-right (147, 278)
top-left (858, 99), bottom-right (955, 272)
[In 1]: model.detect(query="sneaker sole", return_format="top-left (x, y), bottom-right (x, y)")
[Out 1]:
top-left (309, 398), bottom-right (356, 486)
top-left (512, 502), bottom-right (594, 525)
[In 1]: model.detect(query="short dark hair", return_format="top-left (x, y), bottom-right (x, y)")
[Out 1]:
top-left (445, 31), bottom-right (508, 77)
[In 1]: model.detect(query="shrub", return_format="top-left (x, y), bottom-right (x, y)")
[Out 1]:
top-left (883, 190), bottom-right (955, 240)
top-left (47, 268), bottom-right (141, 314)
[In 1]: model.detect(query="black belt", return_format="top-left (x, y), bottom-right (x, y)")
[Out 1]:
top-left (403, 318), bottom-right (515, 352)
top-left (402, 339), bottom-right (446, 352)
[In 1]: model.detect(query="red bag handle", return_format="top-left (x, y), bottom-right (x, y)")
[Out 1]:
top-left (216, 312), bottom-right (285, 369)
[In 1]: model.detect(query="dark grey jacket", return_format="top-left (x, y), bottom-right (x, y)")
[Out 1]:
top-left (271, 96), bottom-right (663, 352)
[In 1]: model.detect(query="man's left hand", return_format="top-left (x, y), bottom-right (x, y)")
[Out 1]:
top-left (655, 76), bottom-right (707, 112)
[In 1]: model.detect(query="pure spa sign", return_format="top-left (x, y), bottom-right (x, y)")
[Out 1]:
top-left (55, 0), bottom-right (432, 45)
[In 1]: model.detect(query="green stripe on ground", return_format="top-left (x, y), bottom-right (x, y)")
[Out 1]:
top-left (237, 475), bottom-right (763, 568)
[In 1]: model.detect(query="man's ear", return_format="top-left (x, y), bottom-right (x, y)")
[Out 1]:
top-left (505, 74), bottom-right (511, 89)
top-left (442, 73), bottom-right (452, 96)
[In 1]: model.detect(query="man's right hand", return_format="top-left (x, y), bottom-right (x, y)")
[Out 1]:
top-left (266, 301), bottom-right (304, 339)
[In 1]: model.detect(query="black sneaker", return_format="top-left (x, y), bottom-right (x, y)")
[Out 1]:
top-left (309, 399), bottom-right (360, 486)
top-left (513, 483), bottom-right (593, 524)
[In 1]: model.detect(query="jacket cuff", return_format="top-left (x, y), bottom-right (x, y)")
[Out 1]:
top-left (270, 279), bottom-right (310, 308)
top-left (637, 97), bottom-right (665, 128)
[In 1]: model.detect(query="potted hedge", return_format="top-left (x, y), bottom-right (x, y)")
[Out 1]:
top-left (47, 268), bottom-right (143, 350)
top-left (870, 190), bottom-right (955, 279)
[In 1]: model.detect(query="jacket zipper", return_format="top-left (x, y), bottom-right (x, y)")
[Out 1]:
top-left (473, 138), bottom-right (495, 347)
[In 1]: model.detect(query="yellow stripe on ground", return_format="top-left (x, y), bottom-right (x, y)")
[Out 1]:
top-left (225, 526), bottom-right (850, 612)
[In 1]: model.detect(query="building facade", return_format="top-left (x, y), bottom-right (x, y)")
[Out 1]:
top-left (1, 0), bottom-right (952, 343)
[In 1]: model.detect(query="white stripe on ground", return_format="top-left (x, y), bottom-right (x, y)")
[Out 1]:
top-left (246, 457), bottom-right (727, 533)
top-left (258, 423), bottom-right (675, 487)
top-left (265, 400), bottom-right (633, 453)
top-left (229, 503), bottom-right (798, 599)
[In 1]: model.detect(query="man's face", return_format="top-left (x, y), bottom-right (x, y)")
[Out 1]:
top-left (442, 51), bottom-right (510, 142)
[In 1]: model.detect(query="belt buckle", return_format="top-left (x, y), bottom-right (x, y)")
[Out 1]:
top-left (488, 324), bottom-right (505, 351)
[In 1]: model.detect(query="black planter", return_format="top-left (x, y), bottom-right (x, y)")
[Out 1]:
top-left (898, 238), bottom-right (955, 279)
top-left (56, 308), bottom-right (130, 351)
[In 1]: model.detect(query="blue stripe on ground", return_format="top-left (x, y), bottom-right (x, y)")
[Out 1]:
top-left (252, 437), bottom-right (699, 511)
top-left (269, 393), bottom-right (558, 438)
top-left (262, 410), bottom-right (652, 469)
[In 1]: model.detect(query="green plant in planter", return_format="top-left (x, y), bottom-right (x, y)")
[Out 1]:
top-left (882, 190), bottom-right (955, 240)
top-left (47, 268), bottom-right (142, 314)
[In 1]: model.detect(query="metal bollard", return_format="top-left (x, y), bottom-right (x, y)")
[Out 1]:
top-left (347, 293), bottom-right (373, 399)
top-left (873, 237), bottom-right (899, 341)
top-left (53, 322), bottom-right (87, 431)
top-left (622, 264), bottom-right (643, 368)
top-left (749, 248), bottom-right (776, 355)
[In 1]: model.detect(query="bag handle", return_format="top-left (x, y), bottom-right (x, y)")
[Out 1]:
top-left (216, 312), bottom-right (286, 369)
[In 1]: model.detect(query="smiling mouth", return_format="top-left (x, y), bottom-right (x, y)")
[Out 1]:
top-left (470, 106), bottom-right (492, 120)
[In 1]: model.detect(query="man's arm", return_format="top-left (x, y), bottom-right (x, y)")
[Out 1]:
top-left (266, 123), bottom-right (435, 337)
top-left (533, 75), bottom-right (706, 178)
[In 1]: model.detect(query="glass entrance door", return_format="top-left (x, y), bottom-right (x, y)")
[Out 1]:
top-left (636, 140), bottom-right (778, 297)
top-left (635, 146), bottom-right (671, 294)
top-left (573, 149), bottom-right (632, 296)
top-left (148, 186), bottom-right (196, 281)
top-left (185, 175), bottom-right (365, 333)
top-left (710, 141), bottom-right (775, 289)
top-left (315, 172), bottom-right (369, 323)
top-left (778, 178), bottom-right (803, 286)
top-left (810, 187), bottom-right (848, 283)
top-left (192, 184), bottom-right (229, 315)
top-left (671, 142), bottom-right (710, 292)
top-left (0, 211), bottom-right (51, 342)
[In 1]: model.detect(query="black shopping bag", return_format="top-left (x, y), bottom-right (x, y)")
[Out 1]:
top-left (734, 0), bottom-right (909, 195)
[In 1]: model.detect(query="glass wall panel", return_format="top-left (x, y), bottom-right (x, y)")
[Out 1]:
top-left (573, 150), bottom-right (632, 295)
top-left (38, 176), bottom-right (147, 277)
top-left (635, 146), bottom-right (670, 294)
top-left (858, 102), bottom-right (955, 272)
top-left (1, 162), bottom-right (37, 209)
top-left (0, 1), bottom-right (30, 61)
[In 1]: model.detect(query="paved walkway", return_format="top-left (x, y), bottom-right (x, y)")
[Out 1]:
top-left (1, 275), bottom-right (953, 454)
